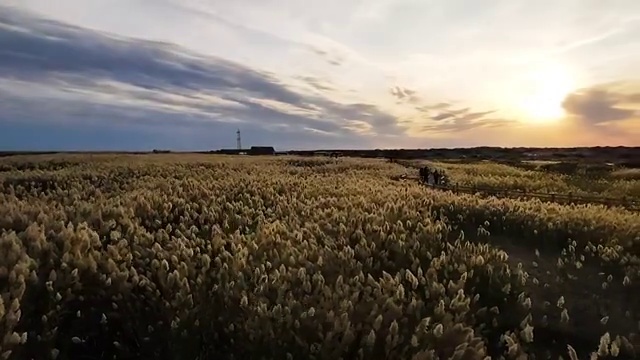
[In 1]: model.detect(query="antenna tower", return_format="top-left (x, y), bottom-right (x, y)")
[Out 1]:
top-left (236, 129), bottom-right (242, 150)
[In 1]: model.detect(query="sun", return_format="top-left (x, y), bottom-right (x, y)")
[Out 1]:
top-left (516, 63), bottom-right (576, 124)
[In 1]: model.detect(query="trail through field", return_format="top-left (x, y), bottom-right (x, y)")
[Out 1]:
top-left (470, 232), bottom-right (640, 357)
top-left (392, 160), bottom-right (640, 211)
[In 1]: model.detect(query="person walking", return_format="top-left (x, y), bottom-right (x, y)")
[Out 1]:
top-left (421, 167), bottom-right (430, 184)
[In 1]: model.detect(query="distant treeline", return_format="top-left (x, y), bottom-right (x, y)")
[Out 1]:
top-left (287, 147), bottom-right (640, 166)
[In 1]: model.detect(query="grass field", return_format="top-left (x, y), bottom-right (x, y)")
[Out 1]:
top-left (0, 154), bottom-right (639, 359)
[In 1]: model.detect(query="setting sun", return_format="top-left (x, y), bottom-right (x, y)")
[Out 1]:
top-left (517, 63), bottom-right (576, 123)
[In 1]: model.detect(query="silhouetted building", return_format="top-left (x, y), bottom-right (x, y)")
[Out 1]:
top-left (214, 146), bottom-right (275, 155)
top-left (217, 149), bottom-right (243, 155)
top-left (249, 146), bottom-right (275, 156)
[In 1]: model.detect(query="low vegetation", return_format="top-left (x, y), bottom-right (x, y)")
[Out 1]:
top-left (0, 154), bottom-right (638, 359)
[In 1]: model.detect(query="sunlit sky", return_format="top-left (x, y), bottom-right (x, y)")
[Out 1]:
top-left (1, 0), bottom-right (639, 150)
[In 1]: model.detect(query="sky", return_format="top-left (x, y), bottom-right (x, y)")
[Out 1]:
top-left (0, 0), bottom-right (639, 151)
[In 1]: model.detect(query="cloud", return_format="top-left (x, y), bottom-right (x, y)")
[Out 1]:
top-left (559, 82), bottom-right (640, 142)
top-left (389, 86), bottom-right (421, 104)
top-left (307, 45), bottom-right (347, 67)
top-left (415, 103), bottom-right (452, 112)
top-left (562, 83), bottom-right (640, 126)
top-left (0, 5), bottom-right (404, 150)
top-left (294, 75), bottom-right (335, 92)
top-left (418, 107), bottom-right (507, 134)
top-left (387, 86), bottom-right (507, 134)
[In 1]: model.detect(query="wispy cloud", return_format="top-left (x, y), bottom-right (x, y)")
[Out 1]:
top-left (419, 108), bottom-right (510, 134)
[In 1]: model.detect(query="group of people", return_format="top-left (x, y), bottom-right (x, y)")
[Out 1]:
top-left (419, 166), bottom-right (446, 186)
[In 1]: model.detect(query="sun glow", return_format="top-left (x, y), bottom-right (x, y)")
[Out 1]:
top-left (517, 63), bottom-right (576, 124)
